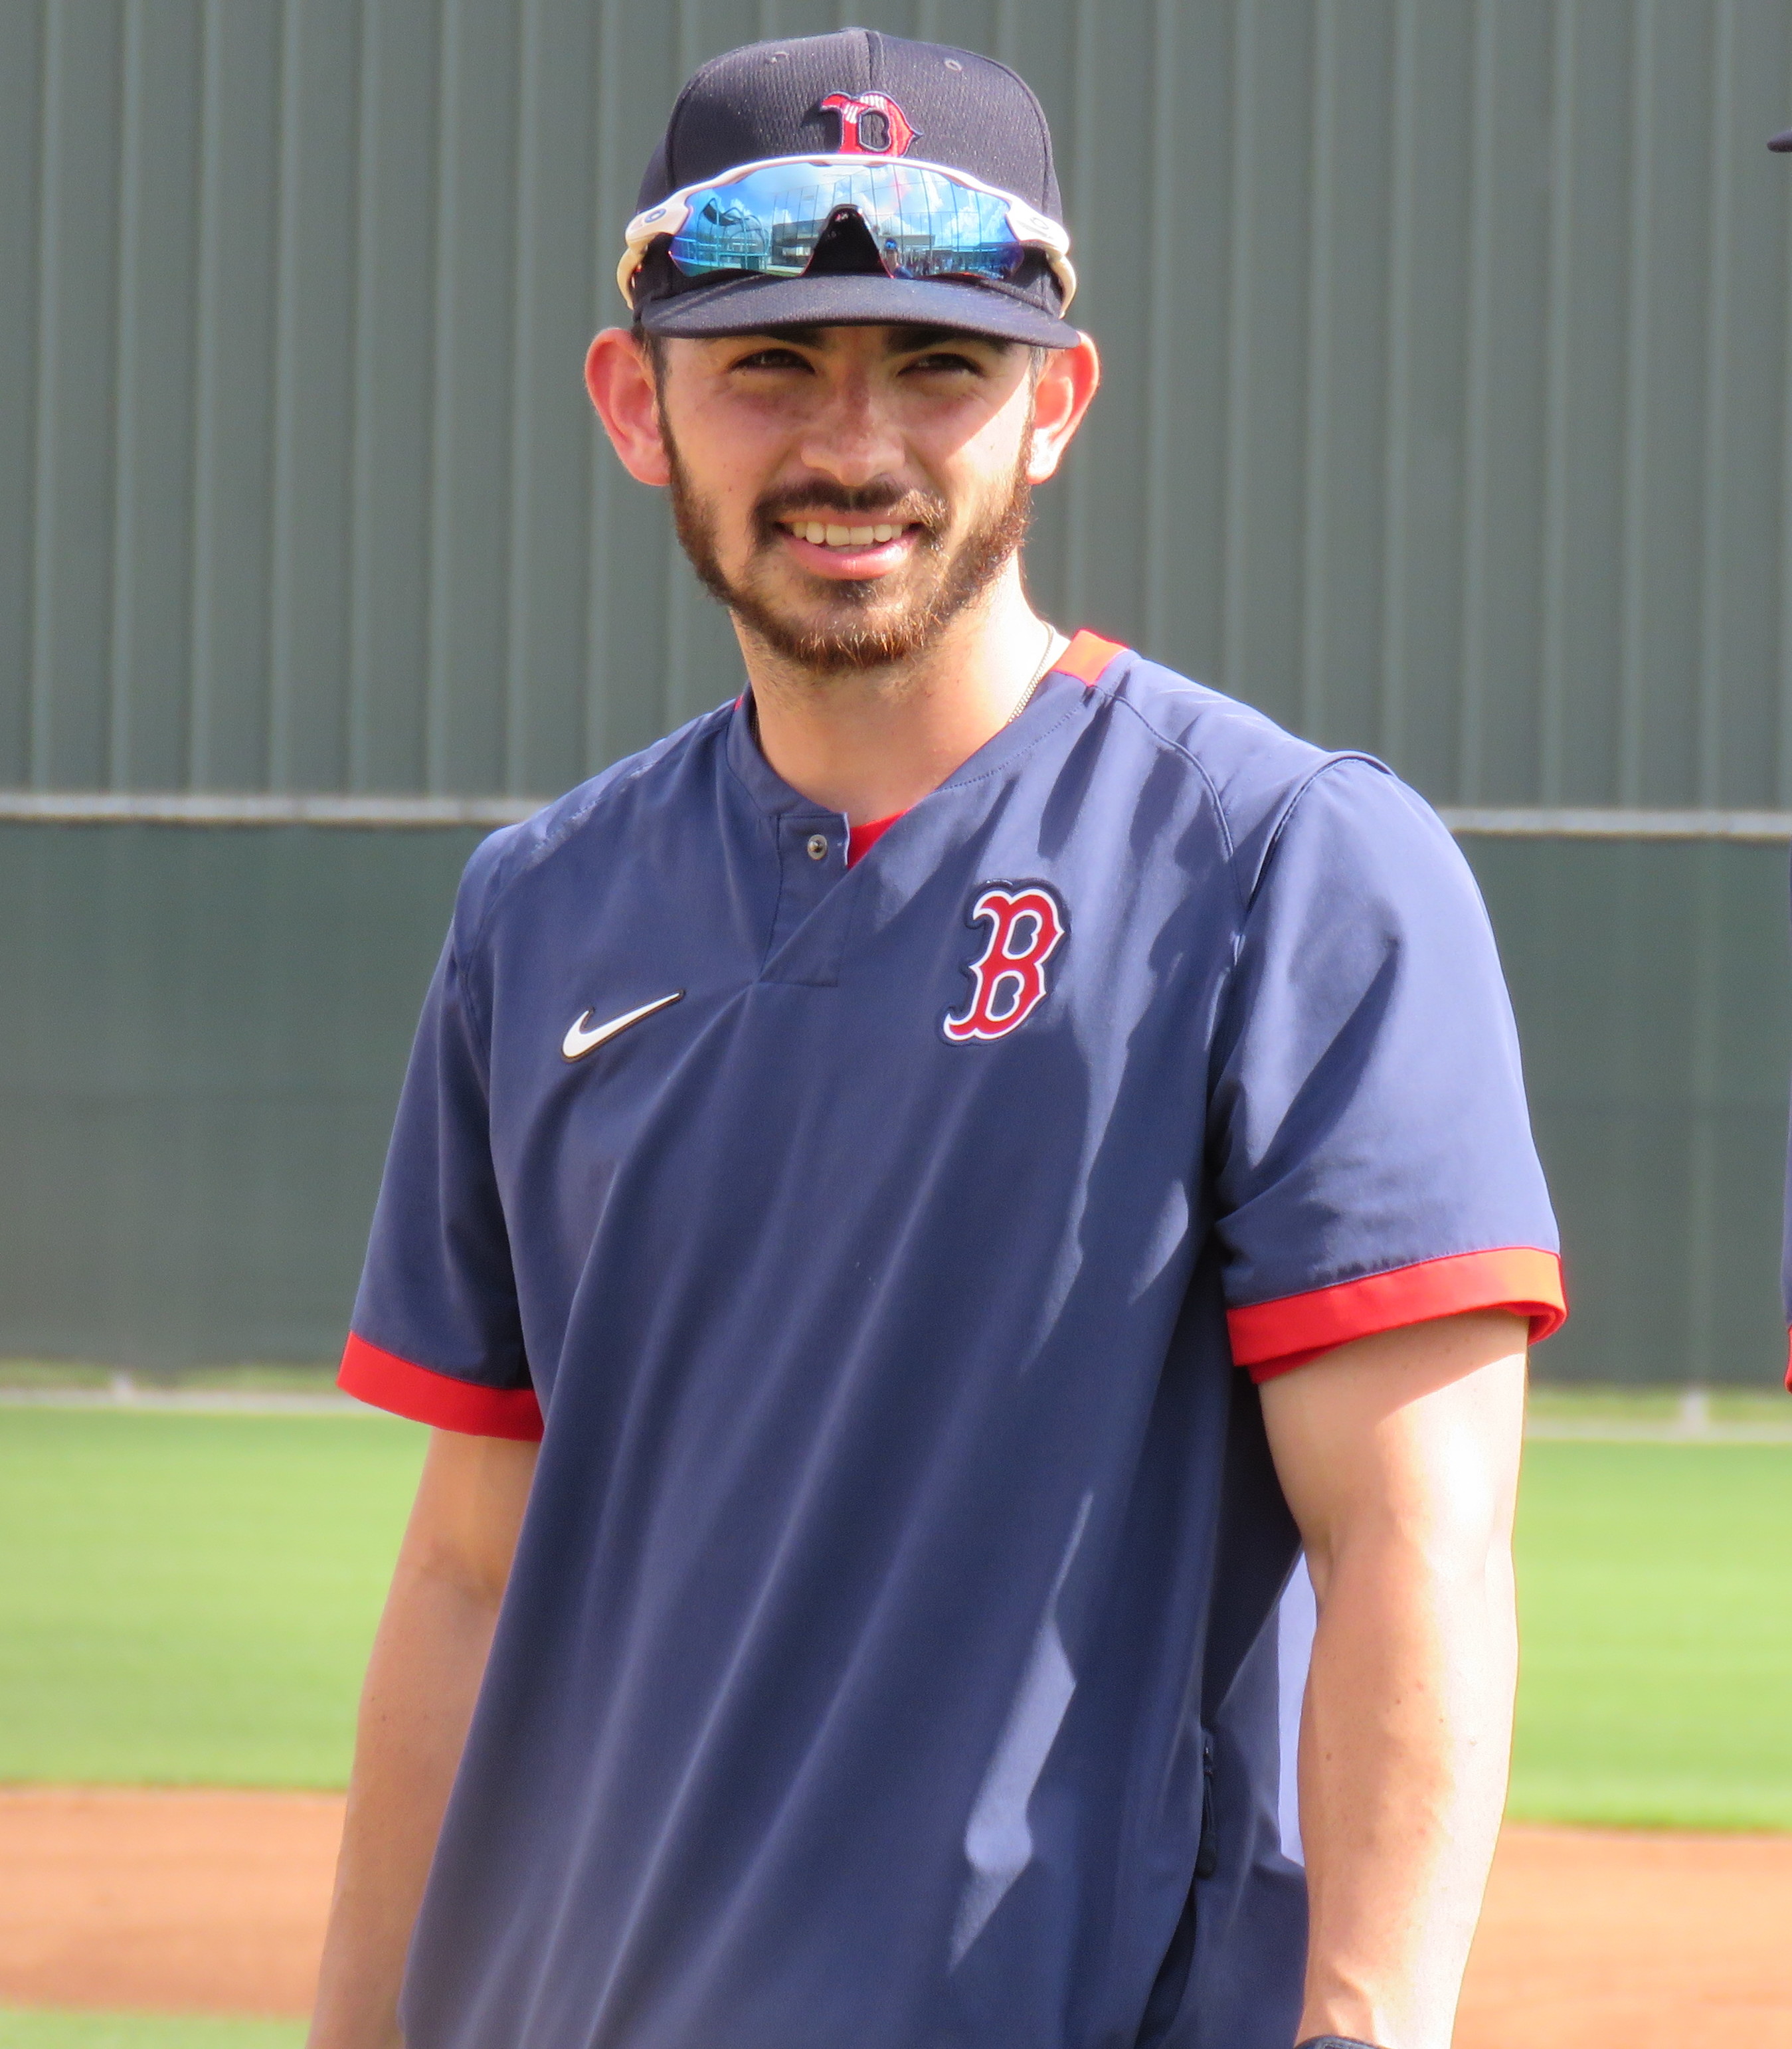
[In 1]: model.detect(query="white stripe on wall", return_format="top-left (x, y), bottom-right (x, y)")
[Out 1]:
top-left (0, 792), bottom-right (543, 826)
top-left (3, 795), bottom-right (1791, 839)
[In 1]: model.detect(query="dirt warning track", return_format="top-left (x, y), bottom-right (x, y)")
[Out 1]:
top-left (1459, 1824), bottom-right (1792, 2048)
top-left (1, 1787), bottom-right (1789, 2041)
top-left (0, 1787), bottom-right (339, 2015)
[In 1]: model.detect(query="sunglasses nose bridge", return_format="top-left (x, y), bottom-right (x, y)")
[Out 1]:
top-left (802, 205), bottom-right (903, 282)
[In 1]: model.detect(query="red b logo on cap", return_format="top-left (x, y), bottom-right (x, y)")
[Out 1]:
top-left (821, 92), bottom-right (917, 157)
top-left (943, 885), bottom-right (1066, 1043)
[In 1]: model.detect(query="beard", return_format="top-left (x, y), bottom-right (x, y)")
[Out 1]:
top-left (662, 416), bottom-right (1033, 677)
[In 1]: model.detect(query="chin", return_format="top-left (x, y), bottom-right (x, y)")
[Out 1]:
top-left (742, 598), bottom-right (946, 675)
top-left (746, 574), bottom-right (935, 652)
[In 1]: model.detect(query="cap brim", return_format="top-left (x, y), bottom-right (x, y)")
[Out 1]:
top-left (638, 271), bottom-right (1079, 347)
top-left (1772, 127), bottom-right (1792, 152)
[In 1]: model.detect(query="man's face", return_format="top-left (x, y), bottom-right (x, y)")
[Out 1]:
top-left (650, 325), bottom-right (1039, 673)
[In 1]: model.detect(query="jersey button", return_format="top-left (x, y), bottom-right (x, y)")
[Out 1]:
top-left (806, 834), bottom-right (828, 861)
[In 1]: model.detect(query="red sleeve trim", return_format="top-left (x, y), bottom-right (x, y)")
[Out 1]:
top-left (1783, 1329), bottom-right (1791, 1393)
top-left (1229, 1247), bottom-right (1567, 1384)
top-left (338, 1332), bottom-right (545, 1440)
top-left (1053, 629), bottom-right (1128, 685)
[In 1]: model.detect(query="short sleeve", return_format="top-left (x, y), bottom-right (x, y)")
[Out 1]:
top-left (1209, 758), bottom-right (1566, 1382)
top-left (338, 914), bottom-right (542, 1440)
top-left (1783, 853), bottom-right (1792, 1387)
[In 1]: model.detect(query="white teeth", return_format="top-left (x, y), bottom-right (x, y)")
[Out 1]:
top-left (790, 519), bottom-right (903, 549)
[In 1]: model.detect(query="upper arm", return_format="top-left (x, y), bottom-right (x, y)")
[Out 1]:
top-left (401, 1427), bottom-right (540, 1603)
top-left (1259, 1310), bottom-right (1527, 1591)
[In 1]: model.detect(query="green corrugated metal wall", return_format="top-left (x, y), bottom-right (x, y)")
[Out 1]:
top-left (11, 0), bottom-right (1792, 799)
top-left (3, 825), bottom-right (1785, 1381)
top-left (0, 824), bottom-right (477, 1366)
top-left (4, 1), bottom-right (1792, 1378)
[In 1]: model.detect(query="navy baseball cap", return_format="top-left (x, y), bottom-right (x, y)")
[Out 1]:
top-left (1773, 127), bottom-right (1792, 152)
top-left (624, 29), bottom-right (1079, 349)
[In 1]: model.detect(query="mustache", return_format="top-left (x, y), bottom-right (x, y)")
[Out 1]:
top-left (754, 483), bottom-right (948, 536)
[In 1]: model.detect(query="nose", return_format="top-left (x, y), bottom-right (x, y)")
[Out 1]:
top-left (794, 365), bottom-right (906, 491)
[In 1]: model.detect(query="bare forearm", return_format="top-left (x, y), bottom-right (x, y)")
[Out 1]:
top-left (1295, 1529), bottom-right (1517, 2049)
top-left (308, 1431), bottom-right (535, 2049)
top-left (1259, 1312), bottom-right (1526, 2049)
top-left (308, 1561), bottom-right (501, 2047)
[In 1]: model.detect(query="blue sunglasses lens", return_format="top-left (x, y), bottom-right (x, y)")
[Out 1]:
top-left (664, 164), bottom-right (1029, 283)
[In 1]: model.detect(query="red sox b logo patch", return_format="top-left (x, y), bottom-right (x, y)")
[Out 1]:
top-left (820, 91), bottom-right (918, 157)
top-left (943, 884), bottom-right (1067, 1043)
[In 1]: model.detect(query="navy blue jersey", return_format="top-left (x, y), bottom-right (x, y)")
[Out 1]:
top-left (343, 633), bottom-right (1563, 2049)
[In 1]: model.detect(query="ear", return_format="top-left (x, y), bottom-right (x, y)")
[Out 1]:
top-left (585, 327), bottom-right (672, 487)
top-left (1024, 333), bottom-right (1101, 486)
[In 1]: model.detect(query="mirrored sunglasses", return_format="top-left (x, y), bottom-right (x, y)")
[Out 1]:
top-left (620, 155), bottom-right (1077, 311)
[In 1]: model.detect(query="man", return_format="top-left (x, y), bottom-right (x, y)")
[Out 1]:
top-left (312, 31), bottom-right (1564, 2049)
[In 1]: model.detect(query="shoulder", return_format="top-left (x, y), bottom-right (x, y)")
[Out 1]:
top-left (1091, 648), bottom-right (1445, 901)
top-left (449, 700), bottom-right (735, 955)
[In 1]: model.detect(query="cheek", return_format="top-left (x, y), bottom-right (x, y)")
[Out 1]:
top-left (672, 416), bottom-right (780, 550)
top-left (676, 389), bottom-right (790, 490)
top-left (913, 398), bottom-right (1031, 509)
top-left (939, 433), bottom-right (1028, 518)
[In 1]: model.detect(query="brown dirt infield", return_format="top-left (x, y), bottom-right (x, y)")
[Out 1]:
top-left (0, 1787), bottom-right (339, 2016)
top-left (1, 1789), bottom-right (1787, 2042)
top-left (1458, 1824), bottom-right (1792, 2048)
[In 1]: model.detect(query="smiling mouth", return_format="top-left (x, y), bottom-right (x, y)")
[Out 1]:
top-left (778, 519), bottom-right (915, 549)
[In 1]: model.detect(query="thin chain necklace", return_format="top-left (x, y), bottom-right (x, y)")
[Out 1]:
top-left (1005, 619), bottom-right (1063, 729)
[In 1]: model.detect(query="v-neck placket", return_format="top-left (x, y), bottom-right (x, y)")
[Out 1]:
top-left (725, 707), bottom-right (853, 983)
top-left (764, 805), bottom-right (853, 972)
top-left (723, 660), bottom-right (1095, 988)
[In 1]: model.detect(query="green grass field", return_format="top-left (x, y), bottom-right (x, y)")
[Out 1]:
top-left (1510, 1437), bottom-right (1792, 1828)
top-left (0, 2014), bottom-right (303, 2048)
top-left (0, 1400), bottom-right (1787, 2046)
top-left (0, 1409), bottom-right (420, 1786)
top-left (1, 1403), bottom-right (1787, 1819)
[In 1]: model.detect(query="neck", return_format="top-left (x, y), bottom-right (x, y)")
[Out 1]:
top-left (737, 565), bottom-right (1063, 822)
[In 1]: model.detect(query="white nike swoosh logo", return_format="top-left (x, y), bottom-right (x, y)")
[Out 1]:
top-left (561, 990), bottom-right (685, 1061)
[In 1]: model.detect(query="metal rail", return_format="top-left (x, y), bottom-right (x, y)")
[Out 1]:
top-left (0, 792), bottom-right (541, 827)
top-left (1437, 808), bottom-right (1792, 841)
top-left (3, 792), bottom-right (1792, 840)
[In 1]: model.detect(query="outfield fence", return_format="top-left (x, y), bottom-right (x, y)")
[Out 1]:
top-left (6, 1), bottom-right (1792, 1379)
top-left (0, 807), bottom-right (1785, 1385)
